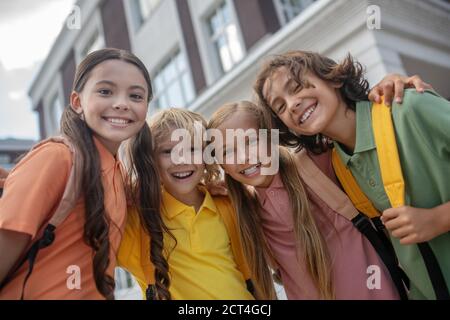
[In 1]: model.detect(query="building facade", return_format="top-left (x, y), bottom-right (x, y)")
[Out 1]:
top-left (0, 139), bottom-right (35, 171)
top-left (27, 0), bottom-right (450, 299)
top-left (28, 0), bottom-right (450, 138)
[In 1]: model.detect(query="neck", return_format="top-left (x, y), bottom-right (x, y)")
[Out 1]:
top-left (257, 173), bottom-right (276, 189)
top-left (173, 187), bottom-right (205, 213)
top-left (322, 100), bottom-right (356, 152)
top-left (94, 134), bottom-right (120, 156)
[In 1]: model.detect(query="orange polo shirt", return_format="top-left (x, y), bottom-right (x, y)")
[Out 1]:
top-left (0, 137), bottom-right (127, 300)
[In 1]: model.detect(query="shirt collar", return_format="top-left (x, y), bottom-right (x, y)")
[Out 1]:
top-left (162, 186), bottom-right (218, 220)
top-left (93, 136), bottom-right (119, 172)
top-left (254, 173), bottom-right (283, 206)
top-left (333, 100), bottom-right (376, 166)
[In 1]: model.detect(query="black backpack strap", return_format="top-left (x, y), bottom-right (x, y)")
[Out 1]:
top-left (0, 137), bottom-right (81, 299)
top-left (352, 213), bottom-right (409, 300)
top-left (0, 224), bottom-right (57, 298)
top-left (19, 224), bottom-right (57, 299)
top-left (371, 217), bottom-right (410, 289)
top-left (417, 242), bottom-right (450, 300)
top-left (374, 215), bottom-right (449, 300)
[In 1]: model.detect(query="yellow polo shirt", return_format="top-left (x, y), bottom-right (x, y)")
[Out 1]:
top-left (161, 189), bottom-right (253, 300)
top-left (118, 188), bottom-right (254, 300)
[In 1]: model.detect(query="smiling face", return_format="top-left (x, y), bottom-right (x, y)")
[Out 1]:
top-left (70, 59), bottom-right (149, 154)
top-left (263, 67), bottom-right (343, 138)
top-left (156, 128), bottom-right (205, 200)
top-left (215, 110), bottom-right (275, 188)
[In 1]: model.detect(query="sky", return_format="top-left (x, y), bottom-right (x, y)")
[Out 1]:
top-left (0, 0), bottom-right (76, 140)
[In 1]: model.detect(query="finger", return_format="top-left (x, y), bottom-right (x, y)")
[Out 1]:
top-left (382, 81), bottom-right (395, 106)
top-left (391, 226), bottom-right (413, 239)
top-left (383, 217), bottom-right (405, 231)
top-left (210, 186), bottom-right (228, 196)
top-left (407, 75), bottom-right (427, 93)
top-left (381, 208), bottom-right (400, 222)
top-left (394, 79), bottom-right (405, 104)
top-left (399, 234), bottom-right (419, 245)
top-left (368, 86), bottom-right (383, 104)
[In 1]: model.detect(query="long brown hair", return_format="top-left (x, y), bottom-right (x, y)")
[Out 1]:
top-left (208, 101), bottom-right (334, 299)
top-left (254, 51), bottom-right (370, 153)
top-left (60, 48), bottom-right (169, 299)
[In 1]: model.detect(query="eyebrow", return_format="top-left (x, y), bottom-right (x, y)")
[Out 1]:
top-left (95, 80), bottom-right (146, 92)
top-left (266, 78), bottom-right (295, 107)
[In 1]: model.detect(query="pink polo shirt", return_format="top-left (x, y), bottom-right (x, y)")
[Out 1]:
top-left (254, 150), bottom-right (399, 300)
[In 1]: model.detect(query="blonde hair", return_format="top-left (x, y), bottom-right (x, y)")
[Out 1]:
top-left (149, 108), bottom-right (220, 185)
top-left (208, 101), bottom-right (334, 299)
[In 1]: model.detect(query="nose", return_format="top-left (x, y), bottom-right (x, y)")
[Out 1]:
top-left (113, 104), bottom-right (129, 111)
top-left (287, 98), bottom-right (302, 114)
top-left (112, 96), bottom-right (130, 111)
top-left (236, 145), bottom-right (250, 165)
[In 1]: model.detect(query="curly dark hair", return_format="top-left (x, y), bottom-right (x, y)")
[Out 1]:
top-left (254, 51), bottom-right (370, 153)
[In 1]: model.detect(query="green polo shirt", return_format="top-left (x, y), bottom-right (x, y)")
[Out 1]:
top-left (334, 89), bottom-right (450, 300)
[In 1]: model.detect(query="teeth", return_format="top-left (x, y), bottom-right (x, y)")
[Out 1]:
top-left (240, 164), bottom-right (261, 175)
top-left (300, 104), bottom-right (317, 124)
top-left (107, 118), bottom-right (130, 124)
top-left (172, 171), bottom-right (193, 178)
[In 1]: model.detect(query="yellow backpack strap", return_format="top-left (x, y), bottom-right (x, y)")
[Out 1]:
top-left (371, 99), bottom-right (405, 208)
top-left (331, 145), bottom-right (411, 299)
top-left (331, 149), bottom-right (380, 218)
top-left (372, 99), bottom-right (450, 300)
top-left (214, 196), bottom-right (252, 280)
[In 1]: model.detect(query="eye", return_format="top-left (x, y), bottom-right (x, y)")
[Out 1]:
top-left (98, 89), bottom-right (112, 96)
top-left (277, 104), bottom-right (286, 114)
top-left (161, 148), bottom-right (172, 155)
top-left (130, 93), bottom-right (144, 101)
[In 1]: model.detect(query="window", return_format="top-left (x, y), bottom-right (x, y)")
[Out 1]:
top-left (138, 0), bottom-right (161, 20)
top-left (207, 1), bottom-right (244, 74)
top-left (50, 93), bottom-right (64, 133)
top-left (80, 29), bottom-right (105, 59)
top-left (0, 154), bottom-right (10, 165)
top-left (152, 51), bottom-right (195, 110)
top-left (131, 0), bottom-right (162, 30)
top-left (74, 10), bottom-right (105, 64)
top-left (44, 73), bottom-right (65, 136)
top-left (275, 0), bottom-right (316, 25)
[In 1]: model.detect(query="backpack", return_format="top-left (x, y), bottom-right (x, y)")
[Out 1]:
top-left (294, 148), bottom-right (409, 300)
top-left (331, 98), bottom-right (450, 300)
top-left (0, 137), bottom-right (82, 299)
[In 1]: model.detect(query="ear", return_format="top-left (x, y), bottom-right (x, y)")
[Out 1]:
top-left (70, 91), bottom-right (83, 114)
